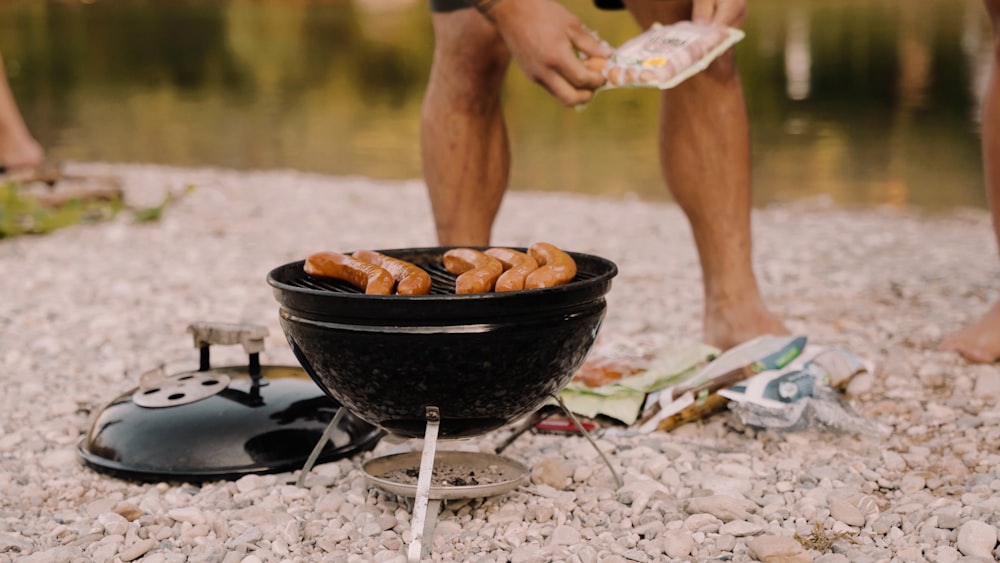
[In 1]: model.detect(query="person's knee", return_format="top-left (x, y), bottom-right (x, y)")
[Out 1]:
top-left (624, 0), bottom-right (693, 30)
top-left (987, 0), bottom-right (1000, 37)
top-left (705, 51), bottom-right (740, 82)
top-left (431, 12), bottom-right (509, 81)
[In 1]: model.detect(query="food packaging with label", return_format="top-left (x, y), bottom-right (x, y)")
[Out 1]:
top-left (587, 21), bottom-right (745, 91)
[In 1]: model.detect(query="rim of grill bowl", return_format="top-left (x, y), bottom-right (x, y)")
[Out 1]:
top-left (266, 246), bottom-right (618, 325)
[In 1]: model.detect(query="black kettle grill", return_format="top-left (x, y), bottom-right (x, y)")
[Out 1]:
top-left (267, 246), bottom-right (619, 439)
top-left (268, 246), bottom-right (619, 561)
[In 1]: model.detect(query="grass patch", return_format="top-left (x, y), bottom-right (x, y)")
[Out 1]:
top-left (794, 521), bottom-right (859, 551)
top-left (0, 181), bottom-right (194, 239)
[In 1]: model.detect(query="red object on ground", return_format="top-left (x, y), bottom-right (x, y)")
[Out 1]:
top-left (535, 417), bottom-right (596, 434)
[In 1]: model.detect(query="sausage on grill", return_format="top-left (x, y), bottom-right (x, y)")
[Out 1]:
top-left (443, 248), bottom-right (503, 294)
top-left (304, 251), bottom-right (395, 295)
top-left (352, 249), bottom-right (432, 295)
top-left (524, 242), bottom-right (577, 289)
top-left (485, 247), bottom-right (540, 292)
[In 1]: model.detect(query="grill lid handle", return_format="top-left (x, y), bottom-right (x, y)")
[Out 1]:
top-left (187, 322), bottom-right (269, 377)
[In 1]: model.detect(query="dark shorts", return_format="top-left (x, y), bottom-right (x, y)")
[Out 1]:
top-left (429, 0), bottom-right (625, 13)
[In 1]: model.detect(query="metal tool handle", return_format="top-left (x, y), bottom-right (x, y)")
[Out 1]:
top-left (187, 322), bottom-right (269, 376)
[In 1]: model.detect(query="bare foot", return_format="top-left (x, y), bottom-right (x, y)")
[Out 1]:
top-left (939, 300), bottom-right (1000, 363)
top-left (0, 133), bottom-right (45, 173)
top-left (703, 299), bottom-right (791, 351)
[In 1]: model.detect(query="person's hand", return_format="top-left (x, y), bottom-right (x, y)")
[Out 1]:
top-left (486, 0), bottom-right (613, 107)
top-left (691, 0), bottom-right (746, 27)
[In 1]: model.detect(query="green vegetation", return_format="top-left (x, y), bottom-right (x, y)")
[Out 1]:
top-left (0, 182), bottom-right (194, 239)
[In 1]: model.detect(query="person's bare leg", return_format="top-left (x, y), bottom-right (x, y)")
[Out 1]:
top-left (421, 10), bottom-right (512, 246)
top-left (0, 53), bottom-right (44, 172)
top-left (625, 0), bottom-right (787, 350)
top-left (939, 0), bottom-right (1000, 363)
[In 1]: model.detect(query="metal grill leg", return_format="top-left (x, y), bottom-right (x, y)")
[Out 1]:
top-left (407, 406), bottom-right (441, 562)
top-left (551, 394), bottom-right (623, 488)
top-left (296, 407), bottom-right (346, 488)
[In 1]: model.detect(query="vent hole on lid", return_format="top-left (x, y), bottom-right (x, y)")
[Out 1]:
top-left (201, 380), bottom-right (218, 386)
top-left (179, 375), bottom-right (194, 380)
top-left (142, 388), bottom-right (160, 395)
top-left (168, 393), bottom-right (186, 401)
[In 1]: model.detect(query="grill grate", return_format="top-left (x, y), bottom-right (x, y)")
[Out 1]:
top-left (288, 262), bottom-right (456, 295)
top-left (284, 260), bottom-right (594, 296)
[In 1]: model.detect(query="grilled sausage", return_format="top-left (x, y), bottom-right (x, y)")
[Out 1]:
top-left (524, 242), bottom-right (577, 289)
top-left (485, 247), bottom-right (540, 292)
top-left (352, 249), bottom-right (432, 295)
top-left (304, 251), bottom-right (395, 295)
top-left (443, 248), bottom-right (503, 294)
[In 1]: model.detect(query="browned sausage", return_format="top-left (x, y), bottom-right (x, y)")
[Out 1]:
top-left (304, 251), bottom-right (395, 295)
top-left (485, 247), bottom-right (539, 292)
top-left (352, 249), bottom-right (432, 296)
top-left (524, 242), bottom-right (577, 289)
top-left (443, 248), bottom-right (503, 294)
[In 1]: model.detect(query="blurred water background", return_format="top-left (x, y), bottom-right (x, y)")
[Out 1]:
top-left (0, 0), bottom-right (992, 210)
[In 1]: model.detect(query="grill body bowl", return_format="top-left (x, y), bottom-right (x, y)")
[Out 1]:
top-left (267, 247), bottom-right (618, 438)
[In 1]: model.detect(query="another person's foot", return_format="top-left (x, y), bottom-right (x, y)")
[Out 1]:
top-left (703, 299), bottom-right (790, 351)
top-left (0, 134), bottom-right (45, 174)
top-left (939, 300), bottom-right (1000, 363)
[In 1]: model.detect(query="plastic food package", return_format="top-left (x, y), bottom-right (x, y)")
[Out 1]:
top-left (590, 21), bottom-right (745, 90)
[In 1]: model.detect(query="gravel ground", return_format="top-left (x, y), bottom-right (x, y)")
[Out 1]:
top-left (2, 162), bottom-right (1000, 563)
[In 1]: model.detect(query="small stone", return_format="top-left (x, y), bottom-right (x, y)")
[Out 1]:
top-left (114, 503), bottom-right (144, 522)
top-left (830, 498), bottom-right (866, 527)
top-left (487, 502), bottom-right (527, 525)
top-left (719, 520), bottom-right (764, 537)
top-left (747, 534), bottom-right (812, 563)
top-left (974, 371), bottom-right (1000, 398)
top-left (39, 449), bottom-right (79, 469)
top-left (957, 520), bottom-right (998, 558)
top-left (683, 513), bottom-right (722, 533)
top-left (935, 509), bottom-right (962, 530)
top-left (880, 451), bottom-right (906, 472)
top-left (573, 464), bottom-right (594, 483)
top-left (510, 544), bottom-right (542, 563)
top-left (315, 491), bottom-right (345, 514)
top-left (549, 524), bottom-right (581, 546)
top-left (0, 533), bottom-right (33, 552)
top-left (167, 507), bottom-right (206, 526)
top-left (119, 538), bottom-right (156, 562)
top-left (661, 530), bottom-right (694, 558)
top-left (899, 473), bottom-right (926, 494)
top-left (685, 495), bottom-right (752, 522)
top-left (530, 457), bottom-right (573, 490)
top-left (928, 545), bottom-right (962, 563)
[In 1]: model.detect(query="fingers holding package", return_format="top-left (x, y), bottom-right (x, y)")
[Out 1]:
top-left (489, 0), bottom-right (611, 105)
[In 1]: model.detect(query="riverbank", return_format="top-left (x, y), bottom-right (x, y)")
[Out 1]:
top-left (1, 163), bottom-right (999, 562)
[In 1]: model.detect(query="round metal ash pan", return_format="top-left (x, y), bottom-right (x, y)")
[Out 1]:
top-left (362, 451), bottom-right (529, 500)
